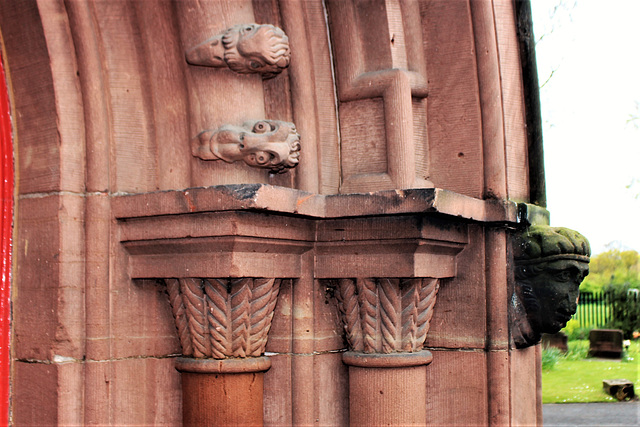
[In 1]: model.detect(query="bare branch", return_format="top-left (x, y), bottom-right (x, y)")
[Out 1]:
top-left (539, 67), bottom-right (558, 89)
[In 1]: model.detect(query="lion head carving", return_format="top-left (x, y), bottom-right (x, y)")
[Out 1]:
top-left (192, 120), bottom-right (300, 173)
top-left (186, 23), bottom-right (290, 79)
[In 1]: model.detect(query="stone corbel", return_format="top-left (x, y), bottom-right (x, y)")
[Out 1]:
top-left (510, 225), bottom-right (591, 348)
top-left (192, 120), bottom-right (300, 173)
top-left (185, 23), bottom-right (290, 79)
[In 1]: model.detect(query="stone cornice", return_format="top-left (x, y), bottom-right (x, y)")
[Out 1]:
top-left (112, 184), bottom-right (519, 224)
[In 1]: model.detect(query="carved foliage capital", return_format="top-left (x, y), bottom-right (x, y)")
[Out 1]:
top-left (330, 278), bottom-right (439, 354)
top-left (165, 278), bottom-right (282, 359)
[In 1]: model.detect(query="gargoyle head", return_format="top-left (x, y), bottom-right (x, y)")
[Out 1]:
top-left (511, 226), bottom-right (590, 347)
top-left (193, 120), bottom-right (300, 173)
top-left (222, 24), bottom-right (290, 79)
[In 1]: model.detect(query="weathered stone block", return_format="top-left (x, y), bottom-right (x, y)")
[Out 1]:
top-left (589, 329), bottom-right (624, 358)
top-left (542, 332), bottom-right (569, 353)
top-left (603, 379), bottom-right (635, 401)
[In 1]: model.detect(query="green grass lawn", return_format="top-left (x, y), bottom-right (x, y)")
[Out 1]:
top-left (542, 341), bottom-right (640, 403)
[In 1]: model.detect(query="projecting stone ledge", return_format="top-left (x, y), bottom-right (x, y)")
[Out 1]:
top-left (112, 183), bottom-right (519, 224)
top-left (115, 184), bottom-right (486, 280)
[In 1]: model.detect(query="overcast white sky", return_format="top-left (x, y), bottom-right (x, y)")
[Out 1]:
top-left (530, 0), bottom-right (640, 255)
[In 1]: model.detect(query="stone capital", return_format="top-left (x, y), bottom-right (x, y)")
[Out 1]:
top-left (165, 277), bottom-right (282, 359)
top-left (329, 277), bottom-right (440, 360)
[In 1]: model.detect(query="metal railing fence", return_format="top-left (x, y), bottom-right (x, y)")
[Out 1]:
top-left (576, 291), bottom-right (611, 329)
top-left (576, 290), bottom-right (639, 329)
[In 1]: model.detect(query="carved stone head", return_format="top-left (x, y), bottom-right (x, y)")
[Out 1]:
top-left (511, 226), bottom-right (590, 348)
top-left (193, 120), bottom-right (301, 173)
top-left (222, 24), bottom-right (290, 78)
top-left (185, 23), bottom-right (290, 79)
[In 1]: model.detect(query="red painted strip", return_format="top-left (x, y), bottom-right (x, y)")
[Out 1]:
top-left (0, 54), bottom-right (13, 426)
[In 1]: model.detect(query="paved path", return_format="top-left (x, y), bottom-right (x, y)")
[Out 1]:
top-left (543, 402), bottom-right (639, 426)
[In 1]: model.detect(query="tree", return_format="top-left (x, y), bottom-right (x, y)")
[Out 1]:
top-left (580, 249), bottom-right (640, 293)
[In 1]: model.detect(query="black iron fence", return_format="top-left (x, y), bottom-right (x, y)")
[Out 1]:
top-left (576, 290), bottom-right (639, 329)
top-left (576, 291), bottom-right (611, 329)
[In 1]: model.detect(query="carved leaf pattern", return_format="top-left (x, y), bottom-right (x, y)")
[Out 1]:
top-left (249, 278), bottom-right (281, 356)
top-left (204, 278), bottom-right (232, 358)
top-left (166, 278), bottom-right (281, 359)
top-left (335, 278), bottom-right (364, 352)
top-left (415, 278), bottom-right (439, 348)
top-left (180, 278), bottom-right (210, 358)
top-left (356, 278), bottom-right (379, 353)
top-left (229, 278), bottom-right (251, 358)
top-left (401, 279), bottom-right (420, 352)
top-left (335, 278), bottom-right (440, 354)
top-left (165, 279), bottom-right (193, 356)
top-left (379, 278), bottom-right (401, 353)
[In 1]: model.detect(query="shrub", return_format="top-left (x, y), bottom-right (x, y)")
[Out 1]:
top-left (605, 283), bottom-right (640, 339)
top-left (541, 347), bottom-right (562, 370)
top-left (562, 319), bottom-right (591, 340)
top-left (565, 339), bottom-right (589, 361)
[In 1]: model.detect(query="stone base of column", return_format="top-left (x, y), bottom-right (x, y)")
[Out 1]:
top-left (343, 351), bottom-right (433, 426)
top-left (176, 357), bottom-right (271, 427)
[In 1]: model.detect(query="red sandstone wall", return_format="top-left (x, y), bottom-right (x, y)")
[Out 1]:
top-left (0, 0), bottom-right (538, 425)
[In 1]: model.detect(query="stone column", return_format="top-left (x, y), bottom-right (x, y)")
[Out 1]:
top-left (333, 278), bottom-right (439, 426)
top-left (165, 278), bottom-right (281, 427)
